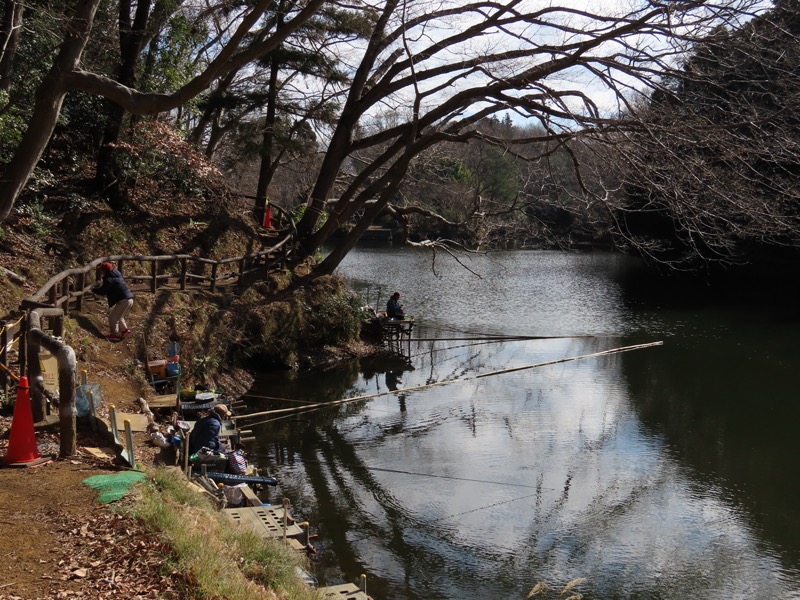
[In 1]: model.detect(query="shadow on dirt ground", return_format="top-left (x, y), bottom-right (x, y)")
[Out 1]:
top-left (0, 300), bottom-right (181, 599)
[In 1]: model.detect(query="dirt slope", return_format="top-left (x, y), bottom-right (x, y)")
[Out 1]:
top-left (0, 299), bottom-right (179, 599)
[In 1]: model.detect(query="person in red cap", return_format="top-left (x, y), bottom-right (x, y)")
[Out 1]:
top-left (92, 261), bottom-right (134, 341)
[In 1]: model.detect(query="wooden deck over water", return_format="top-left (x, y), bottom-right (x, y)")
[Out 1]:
top-left (319, 582), bottom-right (373, 599)
top-left (381, 317), bottom-right (414, 356)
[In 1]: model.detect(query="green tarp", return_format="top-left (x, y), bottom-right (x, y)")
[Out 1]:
top-left (82, 471), bottom-right (147, 503)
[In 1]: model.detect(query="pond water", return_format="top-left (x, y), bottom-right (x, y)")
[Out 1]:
top-left (243, 248), bottom-right (800, 600)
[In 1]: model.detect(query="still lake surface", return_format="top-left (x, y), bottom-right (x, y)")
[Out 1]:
top-left (245, 247), bottom-right (800, 599)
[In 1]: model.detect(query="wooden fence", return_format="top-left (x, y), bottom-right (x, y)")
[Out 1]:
top-left (1, 210), bottom-right (296, 456)
top-left (20, 211), bottom-right (296, 313)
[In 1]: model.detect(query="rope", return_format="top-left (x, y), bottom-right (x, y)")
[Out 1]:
top-left (0, 314), bottom-right (24, 337)
top-left (234, 341), bottom-right (664, 422)
top-left (284, 457), bottom-right (557, 525)
top-left (442, 491), bottom-right (543, 521)
top-left (0, 360), bottom-right (20, 382)
top-left (408, 334), bottom-right (603, 360)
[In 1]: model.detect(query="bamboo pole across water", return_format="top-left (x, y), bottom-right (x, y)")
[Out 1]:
top-left (233, 340), bottom-right (664, 422)
top-left (407, 334), bottom-right (595, 342)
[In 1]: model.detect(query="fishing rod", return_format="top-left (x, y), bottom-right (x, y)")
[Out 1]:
top-left (408, 338), bottom-right (517, 360)
top-left (408, 333), bottom-right (603, 360)
top-left (407, 334), bottom-right (596, 342)
top-left (295, 457), bottom-right (557, 491)
top-left (233, 340), bottom-right (663, 423)
top-left (239, 393), bottom-right (319, 405)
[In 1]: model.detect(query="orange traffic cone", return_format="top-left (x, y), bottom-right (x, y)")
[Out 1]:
top-left (4, 376), bottom-right (47, 466)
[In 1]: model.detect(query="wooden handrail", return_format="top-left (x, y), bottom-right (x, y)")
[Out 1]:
top-left (20, 221), bottom-right (296, 312)
top-left (0, 208), bottom-right (298, 400)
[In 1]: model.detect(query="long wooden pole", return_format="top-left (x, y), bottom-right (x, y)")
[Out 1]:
top-left (234, 341), bottom-right (664, 422)
top-left (407, 335), bottom-right (596, 342)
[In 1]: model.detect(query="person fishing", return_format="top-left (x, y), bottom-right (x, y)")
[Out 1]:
top-left (188, 404), bottom-right (232, 456)
top-left (92, 261), bottom-right (134, 341)
top-left (386, 292), bottom-right (405, 320)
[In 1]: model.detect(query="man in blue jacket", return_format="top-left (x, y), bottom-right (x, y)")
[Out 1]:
top-left (93, 262), bottom-right (134, 341)
top-left (189, 404), bottom-right (231, 455)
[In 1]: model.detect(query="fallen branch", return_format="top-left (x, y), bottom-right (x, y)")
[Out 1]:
top-left (0, 265), bottom-right (25, 284)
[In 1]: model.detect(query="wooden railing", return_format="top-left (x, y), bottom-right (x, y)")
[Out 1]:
top-left (0, 207), bottom-right (296, 457)
top-left (0, 312), bottom-right (25, 404)
top-left (20, 207), bottom-right (296, 313)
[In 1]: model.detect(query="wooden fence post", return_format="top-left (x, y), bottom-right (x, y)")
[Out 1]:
top-left (124, 419), bottom-right (135, 466)
top-left (0, 320), bottom-right (7, 403)
top-left (18, 316), bottom-right (27, 379)
top-left (27, 322), bottom-right (45, 424)
top-left (58, 347), bottom-right (77, 457)
top-left (62, 278), bottom-right (71, 316)
top-left (75, 271), bottom-right (85, 312)
top-left (52, 313), bottom-right (64, 338)
top-left (150, 260), bottom-right (158, 293)
top-left (180, 257), bottom-right (188, 290)
top-left (238, 258), bottom-right (246, 292)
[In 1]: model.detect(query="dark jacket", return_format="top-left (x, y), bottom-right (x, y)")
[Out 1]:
top-left (387, 297), bottom-right (404, 319)
top-left (188, 412), bottom-right (223, 455)
top-left (94, 269), bottom-right (134, 307)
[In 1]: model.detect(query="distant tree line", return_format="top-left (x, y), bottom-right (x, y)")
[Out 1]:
top-left (0, 0), bottom-right (796, 278)
top-left (606, 0), bottom-right (800, 270)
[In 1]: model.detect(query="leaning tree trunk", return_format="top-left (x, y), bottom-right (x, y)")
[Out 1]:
top-left (0, 0), bottom-right (100, 224)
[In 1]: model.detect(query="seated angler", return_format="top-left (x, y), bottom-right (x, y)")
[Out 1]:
top-left (386, 292), bottom-right (405, 320)
top-left (188, 404), bottom-right (231, 455)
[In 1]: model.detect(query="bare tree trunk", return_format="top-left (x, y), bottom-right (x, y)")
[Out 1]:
top-left (0, 0), bottom-right (23, 91)
top-left (0, 0), bottom-right (101, 224)
top-left (254, 54), bottom-right (281, 223)
top-left (95, 0), bottom-right (153, 208)
top-left (254, 0), bottom-right (285, 224)
top-left (204, 117), bottom-right (226, 157)
top-left (317, 153), bottom-right (413, 275)
top-left (317, 195), bottom-right (390, 275)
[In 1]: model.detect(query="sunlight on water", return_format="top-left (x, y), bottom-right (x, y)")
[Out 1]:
top-left (246, 249), bottom-right (800, 600)
top-left (338, 248), bottom-right (633, 337)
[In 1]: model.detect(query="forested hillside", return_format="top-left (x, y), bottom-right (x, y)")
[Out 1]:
top-left (0, 0), bottom-right (797, 287)
top-left (606, 0), bottom-right (800, 272)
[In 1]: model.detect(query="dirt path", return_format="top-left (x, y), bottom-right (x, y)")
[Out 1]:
top-left (0, 309), bottom-right (177, 600)
top-left (0, 455), bottom-right (189, 599)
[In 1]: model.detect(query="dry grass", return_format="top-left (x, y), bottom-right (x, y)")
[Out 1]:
top-left (133, 467), bottom-right (320, 600)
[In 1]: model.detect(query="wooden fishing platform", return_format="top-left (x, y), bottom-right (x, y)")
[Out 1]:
top-left (223, 505), bottom-right (304, 541)
top-left (381, 317), bottom-right (413, 356)
top-left (112, 411), bottom-right (150, 432)
top-left (148, 393), bottom-right (179, 409)
top-left (318, 582), bottom-right (372, 599)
